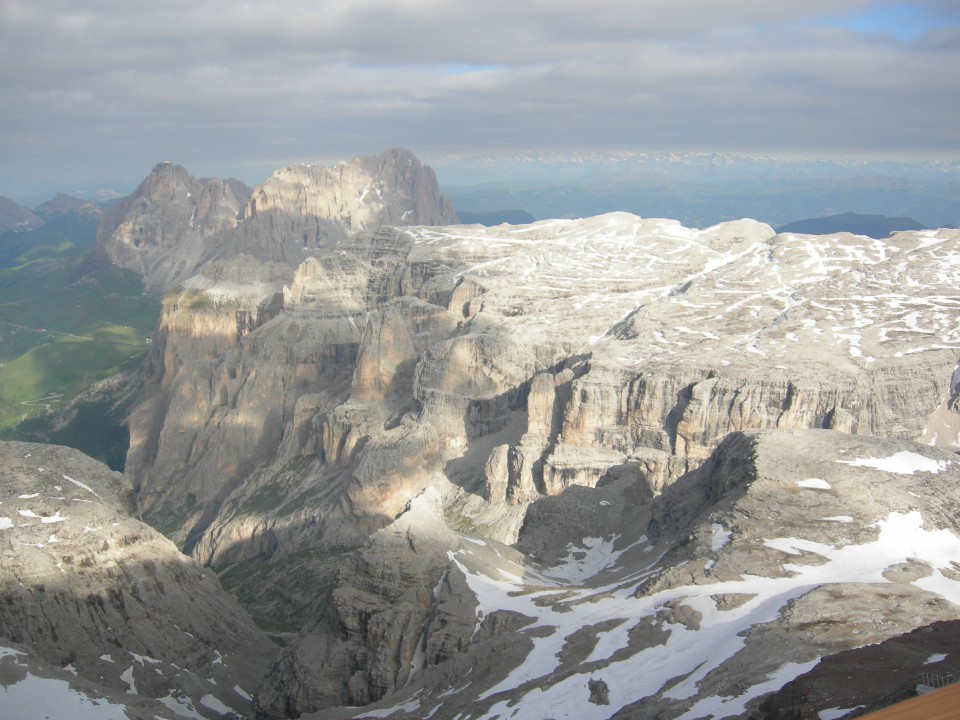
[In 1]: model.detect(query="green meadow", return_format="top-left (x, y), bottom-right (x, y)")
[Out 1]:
top-left (0, 213), bottom-right (160, 463)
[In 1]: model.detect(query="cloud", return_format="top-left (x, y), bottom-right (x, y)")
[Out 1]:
top-left (1, 1), bottom-right (958, 199)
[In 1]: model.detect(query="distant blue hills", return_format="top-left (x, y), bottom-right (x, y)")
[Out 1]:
top-left (775, 212), bottom-right (928, 239)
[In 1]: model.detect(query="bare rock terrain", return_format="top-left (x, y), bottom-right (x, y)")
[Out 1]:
top-left (0, 441), bottom-right (276, 718)
top-left (22, 148), bottom-right (953, 718)
top-left (303, 430), bottom-right (960, 720)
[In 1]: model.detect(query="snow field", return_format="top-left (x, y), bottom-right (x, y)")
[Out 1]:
top-left (441, 511), bottom-right (960, 720)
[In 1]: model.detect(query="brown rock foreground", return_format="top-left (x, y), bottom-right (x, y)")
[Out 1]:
top-left (758, 620), bottom-right (960, 719)
top-left (0, 441), bottom-right (276, 719)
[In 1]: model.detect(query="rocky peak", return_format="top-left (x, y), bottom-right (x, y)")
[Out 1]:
top-left (33, 193), bottom-right (103, 220)
top-left (97, 162), bottom-right (251, 291)
top-left (0, 195), bottom-right (45, 233)
top-left (98, 150), bottom-right (454, 291)
top-left (243, 147), bottom-right (456, 230)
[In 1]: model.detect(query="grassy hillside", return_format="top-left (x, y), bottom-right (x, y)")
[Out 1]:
top-left (0, 215), bottom-right (160, 452)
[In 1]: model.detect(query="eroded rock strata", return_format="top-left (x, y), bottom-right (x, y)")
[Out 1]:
top-left (70, 150), bottom-right (960, 717)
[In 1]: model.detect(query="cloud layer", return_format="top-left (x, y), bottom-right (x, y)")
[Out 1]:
top-left (1, 1), bottom-right (958, 198)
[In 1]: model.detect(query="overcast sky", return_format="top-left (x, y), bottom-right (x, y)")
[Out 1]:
top-left (2, 0), bottom-right (959, 201)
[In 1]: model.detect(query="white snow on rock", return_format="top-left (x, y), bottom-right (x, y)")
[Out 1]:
top-left (62, 474), bottom-right (102, 500)
top-left (158, 691), bottom-right (205, 719)
top-left (120, 664), bottom-right (136, 694)
top-left (199, 692), bottom-right (238, 716)
top-left (17, 509), bottom-right (67, 523)
top-left (838, 451), bottom-right (949, 475)
top-left (925, 652), bottom-right (948, 664)
top-left (546, 535), bottom-right (627, 583)
top-left (819, 706), bottom-right (865, 720)
top-left (445, 511), bottom-right (960, 720)
top-left (797, 478), bottom-right (832, 490)
top-left (0, 646), bottom-right (130, 720)
top-left (711, 523), bottom-right (732, 552)
top-left (0, 516), bottom-right (13, 530)
top-left (676, 659), bottom-right (820, 720)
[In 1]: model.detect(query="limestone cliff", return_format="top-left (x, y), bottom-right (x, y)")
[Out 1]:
top-left (98, 149), bottom-right (457, 292)
top-left (319, 429), bottom-right (960, 720)
top-left (97, 162), bottom-right (251, 291)
top-left (101, 151), bottom-right (960, 717)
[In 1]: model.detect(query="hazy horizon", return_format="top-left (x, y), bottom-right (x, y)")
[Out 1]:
top-left (2, 1), bottom-right (959, 201)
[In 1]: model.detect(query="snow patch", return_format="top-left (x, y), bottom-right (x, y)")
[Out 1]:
top-left (120, 664), bottom-right (136, 694)
top-left (711, 523), bottom-right (731, 552)
top-left (0, 667), bottom-right (130, 719)
top-left (925, 652), bottom-right (947, 664)
top-left (158, 691), bottom-right (205, 719)
top-left (838, 451), bottom-right (948, 474)
top-left (797, 478), bottom-right (831, 490)
top-left (62, 474), bottom-right (102, 500)
top-left (547, 535), bottom-right (625, 583)
top-left (449, 511), bottom-right (960, 720)
top-left (199, 693), bottom-right (238, 716)
top-left (820, 707), bottom-right (865, 720)
top-left (18, 509), bottom-right (66, 523)
top-left (0, 517), bottom-right (13, 530)
top-left (676, 659), bottom-right (820, 720)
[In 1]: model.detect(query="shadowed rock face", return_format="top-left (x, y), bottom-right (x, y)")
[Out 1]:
top-left (290, 430), bottom-right (960, 720)
top-left (757, 619), bottom-right (960, 719)
top-left (96, 151), bottom-right (960, 717)
top-left (0, 441), bottom-right (276, 719)
top-left (97, 148), bottom-right (456, 292)
top-left (97, 162), bottom-right (252, 292)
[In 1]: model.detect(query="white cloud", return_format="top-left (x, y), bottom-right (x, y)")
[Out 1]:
top-left (0, 1), bottom-right (958, 198)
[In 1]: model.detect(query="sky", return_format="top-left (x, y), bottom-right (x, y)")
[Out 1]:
top-left (1, 0), bottom-right (959, 202)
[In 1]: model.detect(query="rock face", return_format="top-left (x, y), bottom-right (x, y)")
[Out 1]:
top-left (98, 148), bottom-right (456, 291)
top-left (0, 195), bottom-right (45, 232)
top-left (34, 192), bottom-right (103, 220)
top-left (103, 151), bottom-right (960, 717)
top-left (244, 148), bottom-right (456, 234)
top-left (0, 441), bottom-right (276, 718)
top-left (757, 619), bottom-right (960, 718)
top-left (318, 430), bottom-right (960, 720)
top-left (97, 162), bottom-right (252, 291)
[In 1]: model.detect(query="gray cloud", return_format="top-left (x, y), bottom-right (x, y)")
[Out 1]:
top-left (1, 0), bottom-right (958, 200)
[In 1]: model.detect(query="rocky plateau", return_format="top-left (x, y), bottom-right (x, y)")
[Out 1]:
top-left (3, 148), bottom-right (960, 719)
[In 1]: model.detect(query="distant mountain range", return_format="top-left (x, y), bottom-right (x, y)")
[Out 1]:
top-left (437, 151), bottom-right (960, 229)
top-left (776, 211), bottom-right (926, 238)
top-left (455, 209), bottom-right (537, 226)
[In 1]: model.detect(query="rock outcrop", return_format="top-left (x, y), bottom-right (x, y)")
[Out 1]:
top-left (0, 441), bottom-right (276, 718)
top-left (97, 162), bottom-right (252, 291)
top-left (0, 195), bottom-right (44, 232)
top-left (757, 619), bottom-right (960, 719)
top-left (98, 149), bottom-right (456, 292)
top-left (101, 152), bottom-right (960, 717)
top-left (34, 192), bottom-right (103, 220)
top-left (318, 430), bottom-right (960, 720)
